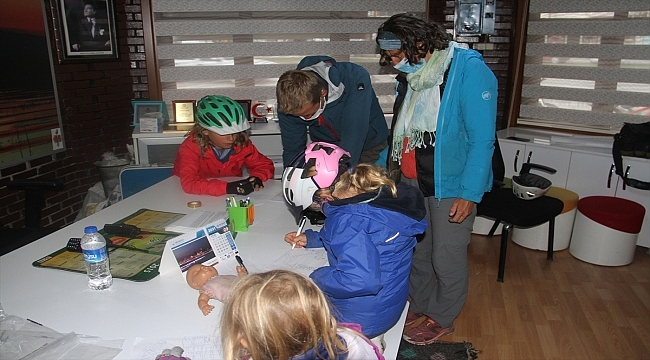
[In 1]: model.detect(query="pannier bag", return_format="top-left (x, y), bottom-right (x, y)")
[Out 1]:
top-left (612, 122), bottom-right (650, 190)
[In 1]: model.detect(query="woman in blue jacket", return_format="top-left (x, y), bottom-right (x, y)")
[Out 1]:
top-left (276, 56), bottom-right (389, 166)
top-left (377, 14), bottom-right (497, 345)
top-left (282, 142), bottom-right (427, 350)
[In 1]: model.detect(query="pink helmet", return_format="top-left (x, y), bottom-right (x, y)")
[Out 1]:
top-left (282, 142), bottom-right (351, 209)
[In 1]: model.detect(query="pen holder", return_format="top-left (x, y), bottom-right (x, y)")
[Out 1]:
top-left (227, 203), bottom-right (255, 232)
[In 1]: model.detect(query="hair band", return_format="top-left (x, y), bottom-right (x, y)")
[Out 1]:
top-left (377, 31), bottom-right (402, 50)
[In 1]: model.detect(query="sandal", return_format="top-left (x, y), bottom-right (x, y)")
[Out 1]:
top-left (402, 316), bottom-right (455, 346)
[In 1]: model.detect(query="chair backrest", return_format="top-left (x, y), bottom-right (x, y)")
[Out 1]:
top-left (119, 166), bottom-right (173, 199)
top-left (492, 136), bottom-right (505, 187)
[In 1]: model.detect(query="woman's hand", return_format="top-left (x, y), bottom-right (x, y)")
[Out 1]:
top-left (284, 232), bottom-right (307, 248)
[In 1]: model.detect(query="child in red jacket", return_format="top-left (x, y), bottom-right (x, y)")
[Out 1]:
top-left (173, 95), bottom-right (274, 196)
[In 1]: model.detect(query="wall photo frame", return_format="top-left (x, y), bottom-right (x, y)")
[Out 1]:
top-left (132, 100), bottom-right (169, 126)
top-left (55, 0), bottom-right (119, 61)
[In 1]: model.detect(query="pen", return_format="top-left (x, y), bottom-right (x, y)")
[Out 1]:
top-left (292, 216), bottom-right (307, 249)
top-left (235, 255), bottom-right (247, 271)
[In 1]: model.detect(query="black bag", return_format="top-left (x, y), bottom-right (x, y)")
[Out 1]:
top-left (612, 122), bottom-right (650, 190)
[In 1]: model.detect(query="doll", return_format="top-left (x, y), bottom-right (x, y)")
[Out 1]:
top-left (185, 263), bottom-right (247, 315)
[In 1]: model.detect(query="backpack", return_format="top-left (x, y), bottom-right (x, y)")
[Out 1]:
top-left (612, 122), bottom-right (650, 191)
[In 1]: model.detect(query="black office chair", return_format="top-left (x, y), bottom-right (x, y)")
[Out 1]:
top-left (477, 141), bottom-right (564, 283)
top-left (0, 179), bottom-right (65, 256)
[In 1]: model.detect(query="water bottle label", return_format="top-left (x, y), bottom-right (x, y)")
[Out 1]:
top-left (82, 247), bottom-right (107, 263)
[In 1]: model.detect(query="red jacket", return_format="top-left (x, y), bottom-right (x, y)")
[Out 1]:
top-left (173, 135), bottom-right (275, 196)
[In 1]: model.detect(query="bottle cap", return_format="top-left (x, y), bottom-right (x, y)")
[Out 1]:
top-left (84, 226), bottom-right (98, 234)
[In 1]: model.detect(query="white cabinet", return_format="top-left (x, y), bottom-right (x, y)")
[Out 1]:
top-left (497, 128), bottom-right (650, 248)
top-left (499, 140), bottom-right (570, 188)
top-left (132, 122), bottom-right (285, 178)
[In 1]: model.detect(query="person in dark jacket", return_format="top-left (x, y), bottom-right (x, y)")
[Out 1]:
top-left (377, 14), bottom-right (497, 345)
top-left (282, 142), bottom-right (427, 349)
top-left (276, 55), bottom-right (389, 166)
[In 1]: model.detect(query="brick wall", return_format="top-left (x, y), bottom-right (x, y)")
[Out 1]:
top-left (0, 0), bottom-right (146, 229)
top-left (429, 0), bottom-right (516, 130)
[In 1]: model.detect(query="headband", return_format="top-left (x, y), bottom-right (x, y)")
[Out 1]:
top-left (377, 31), bottom-right (402, 50)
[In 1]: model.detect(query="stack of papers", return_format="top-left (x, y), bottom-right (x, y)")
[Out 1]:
top-left (165, 210), bottom-right (226, 234)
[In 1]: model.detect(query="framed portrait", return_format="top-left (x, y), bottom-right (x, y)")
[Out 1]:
top-left (54, 0), bottom-right (119, 61)
top-left (172, 100), bottom-right (196, 123)
top-left (132, 101), bottom-right (169, 126)
top-left (235, 100), bottom-right (252, 123)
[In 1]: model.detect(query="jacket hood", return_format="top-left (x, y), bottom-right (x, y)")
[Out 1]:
top-left (324, 182), bottom-right (427, 235)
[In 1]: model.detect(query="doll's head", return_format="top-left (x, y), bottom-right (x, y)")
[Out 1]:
top-left (186, 264), bottom-right (218, 290)
top-left (220, 270), bottom-right (346, 360)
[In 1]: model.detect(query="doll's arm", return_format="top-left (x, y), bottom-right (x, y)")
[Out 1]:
top-left (197, 292), bottom-right (214, 316)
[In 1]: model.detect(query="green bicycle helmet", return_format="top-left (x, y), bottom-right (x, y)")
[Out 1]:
top-left (195, 95), bottom-right (250, 135)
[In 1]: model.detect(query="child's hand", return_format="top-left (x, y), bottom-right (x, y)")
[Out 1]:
top-left (236, 265), bottom-right (248, 277)
top-left (284, 232), bottom-right (307, 248)
top-left (247, 176), bottom-right (264, 191)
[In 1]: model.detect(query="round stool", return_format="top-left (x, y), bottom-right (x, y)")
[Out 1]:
top-left (512, 187), bottom-right (579, 251)
top-left (570, 196), bottom-right (645, 266)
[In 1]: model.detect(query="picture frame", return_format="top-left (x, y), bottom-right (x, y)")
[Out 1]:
top-left (235, 100), bottom-right (253, 123)
top-left (132, 100), bottom-right (169, 126)
top-left (172, 100), bottom-right (196, 123)
top-left (54, 0), bottom-right (119, 61)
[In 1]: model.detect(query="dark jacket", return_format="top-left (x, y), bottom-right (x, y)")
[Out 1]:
top-left (304, 182), bottom-right (427, 337)
top-left (279, 55), bottom-right (388, 166)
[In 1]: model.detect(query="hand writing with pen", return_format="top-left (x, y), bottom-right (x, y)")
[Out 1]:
top-left (284, 216), bottom-right (308, 249)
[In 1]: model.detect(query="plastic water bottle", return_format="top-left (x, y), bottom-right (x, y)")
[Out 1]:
top-left (81, 226), bottom-right (112, 290)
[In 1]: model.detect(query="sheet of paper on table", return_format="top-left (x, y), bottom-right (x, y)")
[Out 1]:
top-left (164, 210), bottom-right (227, 234)
top-left (131, 336), bottom-right (222, 360)
top-left (270, 248), bottom-right (329, 277)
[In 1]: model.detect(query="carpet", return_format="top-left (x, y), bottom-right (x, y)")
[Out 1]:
top-left (397, 339), bottom-right (479, 360)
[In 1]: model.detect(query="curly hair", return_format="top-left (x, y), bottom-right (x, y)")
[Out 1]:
top-left (333, 163), bottom-right (397, 198)
top-left (220, 270), bottom-right (347, 360)
top-left (377, 13), bottom-right (452, 67)
top-left (188, 122), bottom-right (249, 157)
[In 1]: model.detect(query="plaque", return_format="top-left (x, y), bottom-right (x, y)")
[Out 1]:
top-left (173, 100), bottom-right (196, 123)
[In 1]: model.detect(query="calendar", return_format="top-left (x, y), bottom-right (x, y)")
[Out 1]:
top-left (159, 218), bottom-right (242, 277)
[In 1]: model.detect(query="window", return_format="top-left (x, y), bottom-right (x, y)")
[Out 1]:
top-left (149, 1), bottom-right (427, 118)
top-left (515, 1), bottom-right (649, 134)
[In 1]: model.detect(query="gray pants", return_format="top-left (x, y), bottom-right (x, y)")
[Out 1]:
top-left (403, 178), bottom-right (475, 328)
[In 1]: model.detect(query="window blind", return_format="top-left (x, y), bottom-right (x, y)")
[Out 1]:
top-left (518, 0), bottom-right (649, 134)
top-left (150, 0), bottom-right (427, 119)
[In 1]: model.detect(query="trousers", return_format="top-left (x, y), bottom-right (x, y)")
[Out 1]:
top-left (403, 178), bottom-right (475, 328)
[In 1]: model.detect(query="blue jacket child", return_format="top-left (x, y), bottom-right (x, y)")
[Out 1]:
top-left (302, 179), bottom-right (427, 338)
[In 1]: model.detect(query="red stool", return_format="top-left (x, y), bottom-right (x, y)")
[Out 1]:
top-left (570, 196), bottom-right (645, 266)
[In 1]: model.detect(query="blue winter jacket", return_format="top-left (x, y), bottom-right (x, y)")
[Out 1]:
top-left (434, 47), bottom-right (497, 202)
top-left (304, 182), bottom-right (427, 338)
top-left (279, 55), bottom-right (388, 166)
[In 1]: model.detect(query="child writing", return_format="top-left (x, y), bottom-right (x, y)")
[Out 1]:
top-left (220, 269), bottom-right (384, 360)
top-left (173, 95), bottom-right (275, 196)
top-left (282, 142), bottom-right (428, 349)
top-left (185, 263), bottom-right (248, 316)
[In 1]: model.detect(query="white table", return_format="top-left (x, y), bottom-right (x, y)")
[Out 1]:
top-left (0, 177), bottom-right (405, 359)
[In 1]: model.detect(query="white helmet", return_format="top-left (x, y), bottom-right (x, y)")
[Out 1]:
top-left (282, 142), bottom-right (351, 209)
top-left (511, 163), bottom-right (555, 200)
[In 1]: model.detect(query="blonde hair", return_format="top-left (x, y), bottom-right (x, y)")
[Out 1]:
top-left (188, 123), bottom-right (249, 157)
top-left (276, 70), bottom-right (324, 114)
top-left (333, 163), bottom-right (397, 198)
top-left (220, 270), bottom-right (346, 360)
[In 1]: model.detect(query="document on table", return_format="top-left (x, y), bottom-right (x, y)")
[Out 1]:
top-left (272, 248), bottom-right (329, 277)
top-left (164, 210), bottom-right (227, 234)
top-left (131, 336), bottom-right (222, 360)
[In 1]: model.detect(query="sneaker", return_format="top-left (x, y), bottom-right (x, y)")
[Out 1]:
top-left (405, 310), bottom-right (425, 328)
top-left (402, 316), bottom-right (455, 345)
